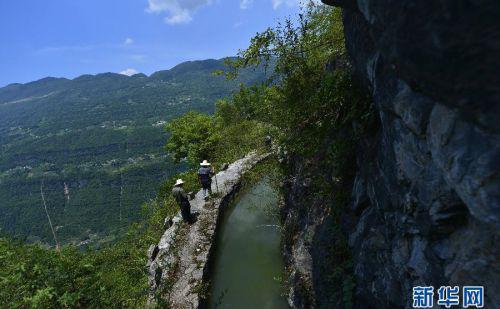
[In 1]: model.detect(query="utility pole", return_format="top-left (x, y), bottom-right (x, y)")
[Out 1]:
top-left (40, 180), bottom-right (60, 251)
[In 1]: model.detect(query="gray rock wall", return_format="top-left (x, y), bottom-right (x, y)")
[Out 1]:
top-left (283, 1), bottom-right (499, 308)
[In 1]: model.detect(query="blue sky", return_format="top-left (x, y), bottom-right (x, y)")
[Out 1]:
top-left (0, 0), bottom-right (315, 87)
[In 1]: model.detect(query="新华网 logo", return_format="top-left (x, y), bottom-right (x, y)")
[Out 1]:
top-left (411, 285), bottom-right (484, 308)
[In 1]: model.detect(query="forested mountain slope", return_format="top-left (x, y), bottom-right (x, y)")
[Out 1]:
top-left (0, 58), bottom-right (267, 246)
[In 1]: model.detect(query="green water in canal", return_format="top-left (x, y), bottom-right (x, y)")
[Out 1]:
top-left (208, 180), bottom-right (289, 309)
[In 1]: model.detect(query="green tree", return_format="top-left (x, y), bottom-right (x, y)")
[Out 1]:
top-left (221, 5), bottom-right (371, 157)
top-left (165, 111), bottom-right (220, 166)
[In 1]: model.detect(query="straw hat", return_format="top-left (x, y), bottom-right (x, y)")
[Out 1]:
top-left (200, 160), bottom-right (211, 166)
top-left (174, 179), bottom-right (184, 186)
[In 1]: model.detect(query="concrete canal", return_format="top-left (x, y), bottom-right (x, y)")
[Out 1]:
top-left (208, 179), bottom-right (289, 309)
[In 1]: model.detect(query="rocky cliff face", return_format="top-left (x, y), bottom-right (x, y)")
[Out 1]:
top-left (283, 1), bottom-right (499, 308)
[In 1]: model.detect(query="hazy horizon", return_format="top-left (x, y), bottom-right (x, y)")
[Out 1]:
top-left (0, 0), bottom-right (311, 87)
top-left (0, 56), bottom-right (236, 87)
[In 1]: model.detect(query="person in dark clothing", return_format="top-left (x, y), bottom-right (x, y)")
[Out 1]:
top-left (198, 160), bottom-right (214, 199)
top-left (265, 135), bottom-right (272, 148)
top-left (171, 179), bottom-right (193, 223)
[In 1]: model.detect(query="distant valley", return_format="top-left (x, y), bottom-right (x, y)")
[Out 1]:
top-left (0, 58), bottom-right (267, 246)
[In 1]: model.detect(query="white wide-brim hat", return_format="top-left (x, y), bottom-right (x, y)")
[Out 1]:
top-left (200, 160), bottom-right (211, 166)
top-left (174, 179), bottom-right (184, 186)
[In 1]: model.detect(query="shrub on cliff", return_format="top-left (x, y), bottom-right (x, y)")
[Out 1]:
top-left (224, 5), bottom-right (371, 156)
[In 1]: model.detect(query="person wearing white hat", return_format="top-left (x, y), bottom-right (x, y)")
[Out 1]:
top-left (198, 160), bottom-right (214, 200)
top-left (172, 179), bottom-right (193, 223)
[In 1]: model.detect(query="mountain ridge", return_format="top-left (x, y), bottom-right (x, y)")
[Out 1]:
top-left (0, 57), bottom-right (239, 99)
top-left (0, 57), bottom-right (267, 246)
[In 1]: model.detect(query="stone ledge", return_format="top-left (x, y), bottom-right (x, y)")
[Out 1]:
top-left (147, 152), bottom-right (269, 308)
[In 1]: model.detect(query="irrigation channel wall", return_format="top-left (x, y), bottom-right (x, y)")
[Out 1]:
top-left (147, 152), bottom-right (269, 308)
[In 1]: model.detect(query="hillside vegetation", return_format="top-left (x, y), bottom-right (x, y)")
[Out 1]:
top-left (0, 59), bottom-right (268, 245)
top-left (0, 4), bottom-right (372, 308)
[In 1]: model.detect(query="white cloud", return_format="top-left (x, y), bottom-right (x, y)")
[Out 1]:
top-left (166, 10), bottom-right (192, 24)
top-left (272, 0), bottom-right (320, 10)
top-left (146, 0), bottom-right (212, 25)
top-left (124, 38), bottom-right (134, 45)
top-left (272, 0), bottom-right (294, 9)
top-left (240, 0), bottom-right (253, 10)
top-left (119, 68), bottom-right (139, 76)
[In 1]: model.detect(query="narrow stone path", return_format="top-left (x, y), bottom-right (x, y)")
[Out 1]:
top-left (147, 152), bottom-right (268, 308)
